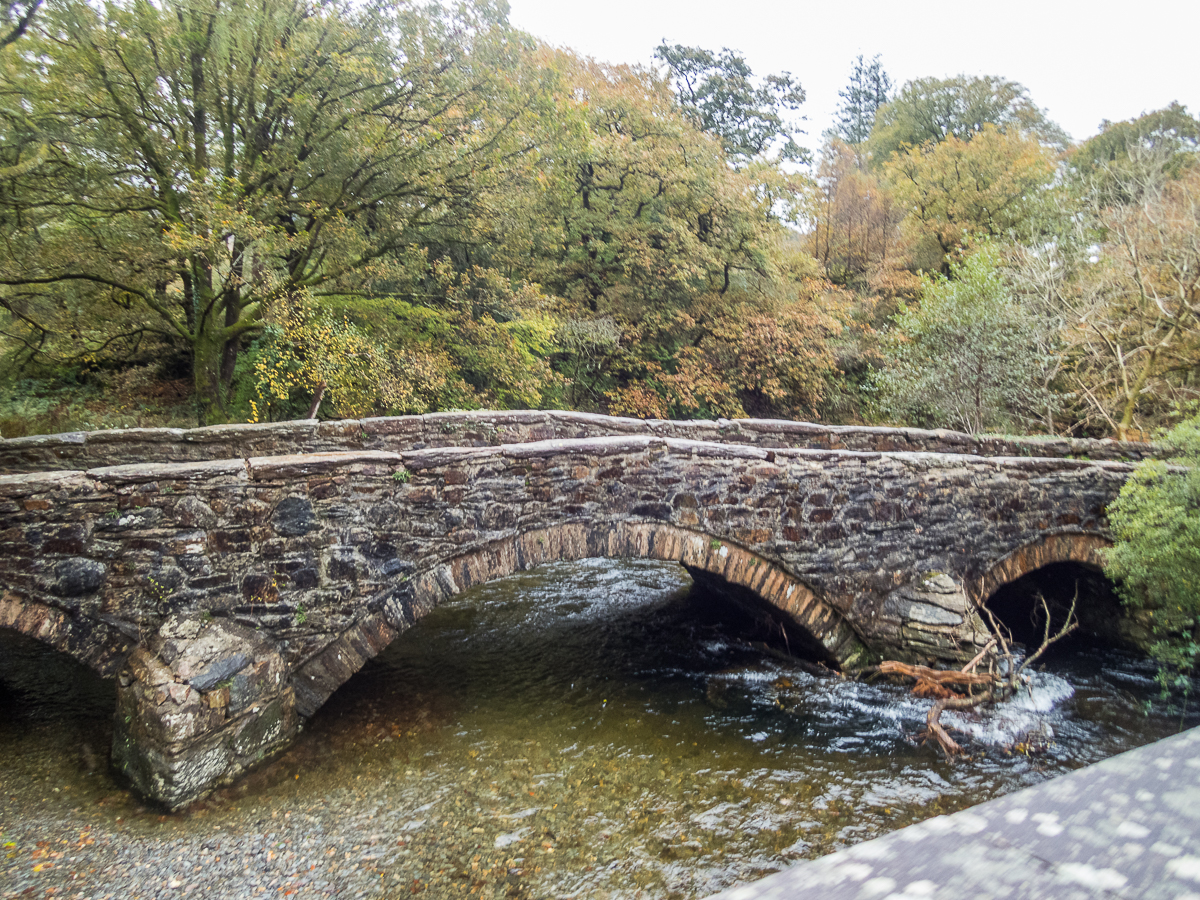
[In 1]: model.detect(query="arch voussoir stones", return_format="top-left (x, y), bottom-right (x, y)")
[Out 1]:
top-left (293, 522), bottom-right (870, 717)
top-left (970, 532), bottom-right (1113, 604)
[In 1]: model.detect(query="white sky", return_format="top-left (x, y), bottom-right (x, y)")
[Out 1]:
top-left (508, 0), bottom-right (1200, 153)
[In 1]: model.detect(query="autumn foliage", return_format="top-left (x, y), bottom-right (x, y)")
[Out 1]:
top-left (0, 0), bottom-right (1197, 442)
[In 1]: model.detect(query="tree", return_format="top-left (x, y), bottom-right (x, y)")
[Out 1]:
top-left (485, 50), bottom-right (785, 322)
top-left (883, 125), bottom-right (1058, 271)
top-left (654, 41), bottom-right (808, 164)
top-left (872, 244), bottom-right (1058, 434)
top-left (868, 74), bottom-right (1068, 163)
top-left (1050, 151), bottom-right (1200, 439)
top-left (807, 139), bottom-right (904, 284)
top-left (831, 54), bottom-right (891, 146)
top-left (467, 47), bottom-right (837, 421)
top-left (1072, 103), bottom-right (1199, 182)
top-left (603, 293), bottom-right (842, 422)
top-left (0, 0), bottom-right (535, 423)
top-left (0, 1), bottom-right (45, 183)
top-left (1105, 414), bottom-right (1200, 692)
top-left (0, 0), bottom-right (39, 52)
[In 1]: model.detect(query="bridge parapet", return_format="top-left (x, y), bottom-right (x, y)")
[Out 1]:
top-left (0, 410), bottom-right (1160, 474)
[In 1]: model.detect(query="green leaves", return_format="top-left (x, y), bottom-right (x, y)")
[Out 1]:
top-left (883, 125), bottom-right (1059, 270)
top-left (871, 244), bottom-right (1058, 433)
top-left (0, 0), bottom-right (541, 422)
top-left (654, 42), bottom-right (808, 165)
top-left (832, 54), bottom-right (891, 147)
top-left (867, 74), bottom-right (1068, 163)
top-left (1106, 416), bottom-right (1200, 687)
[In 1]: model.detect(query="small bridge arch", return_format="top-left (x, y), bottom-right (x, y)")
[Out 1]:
top-left (0, 593), bottom-right (133, 676)
top-left (970, 532), bottom-right (1112, 604)
top-left (292, 522), bottom-right (868, 717)
top-left (971, 532), bottom-right (1122, 647)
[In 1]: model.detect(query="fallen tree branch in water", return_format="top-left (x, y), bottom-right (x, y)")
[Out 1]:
top-left (880, 589), bottom-right (1079, 757)
top-left (878, 661), bottom-right (996, 686)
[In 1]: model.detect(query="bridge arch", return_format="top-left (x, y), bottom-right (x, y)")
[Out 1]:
top-left (970, 532), bottom-right (1122, 647)
top-left (0, 593), bottom-right (133, 677)
top-left (970, 532), bottom-right (1112, 604)
top-left (291, 522), bottom-right (869, 717)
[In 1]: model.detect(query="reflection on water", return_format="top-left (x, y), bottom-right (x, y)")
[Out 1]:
top-left (1, 558), bottom-right (1196, 898)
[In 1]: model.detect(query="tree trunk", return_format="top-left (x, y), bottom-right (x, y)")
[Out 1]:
top-left (193, 329), bottom-right (228, 426)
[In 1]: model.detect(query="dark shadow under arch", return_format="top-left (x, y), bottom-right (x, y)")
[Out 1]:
top-left (972, 533), bottom-right (1126, 649)
top-left (292, 522), bottom-right (869, 717)
top-left (970, 532), bottom-right (1111, 604)
top-left (986, 561), bottom-right (1125, 648)
top-left (0, 626), bottom-right (117, 723)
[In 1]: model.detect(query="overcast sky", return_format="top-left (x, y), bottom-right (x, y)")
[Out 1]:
top-left (508, 0), bottom-right (1199, 155)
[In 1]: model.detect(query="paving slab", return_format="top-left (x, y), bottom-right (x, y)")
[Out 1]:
top-left (708, 727), bottom-right (1200, 900)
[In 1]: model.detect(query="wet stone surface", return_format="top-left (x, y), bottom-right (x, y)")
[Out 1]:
top-left (2, 560), bottom-right (1197, 899)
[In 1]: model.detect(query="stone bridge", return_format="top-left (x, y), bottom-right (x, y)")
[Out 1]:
top-left (0, 411), bottom-right (1153, 809)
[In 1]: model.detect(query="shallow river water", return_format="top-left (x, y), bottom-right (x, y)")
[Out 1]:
top-left (2, 559), bottom-right (1196, 899)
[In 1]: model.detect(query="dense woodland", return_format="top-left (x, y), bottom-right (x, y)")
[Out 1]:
top-left (0, 0), bottom-right (1197, 441)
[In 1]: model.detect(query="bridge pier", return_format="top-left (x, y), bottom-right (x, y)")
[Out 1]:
top-left (112, 614), bottom-right (299, 810)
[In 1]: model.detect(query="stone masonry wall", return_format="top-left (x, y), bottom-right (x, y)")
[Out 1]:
top-left (112, 614), bottom-right (298, 811)
top-left (0, 436), bottom-right (1131, 674)
top-left (0, 410), bottom-right (1160, 474)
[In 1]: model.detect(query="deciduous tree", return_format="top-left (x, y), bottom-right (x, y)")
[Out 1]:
top-left (1105, 414), bottom-right (1200, 690)
top-left (486, 50), bottom-right (787, 323)
top-left (654, 41), bottom-right (807, 165)
top-left (872, 244), bottom-right (1058, 434)
top-left (807, 139), bottom-right (904, 285)
top-left (0, 0), bottom-right (536, 423)
top-left (1051, 153), bottom-right (1200, 438)
top-left (1072, 102), bottom-right (1199, 182)
top-left (0, 0), bottom-right (39, 52)
top-left (868, 74), bottom-right (1067, 163)
top-left (883, 125), bottom-right (1058, 271)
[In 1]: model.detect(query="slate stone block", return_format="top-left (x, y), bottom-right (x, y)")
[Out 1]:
top-left (190, 652), bottom-right (250, 692)
top-left (271, 496), bottom-right (318, 536)
top-left (49, 557), bottom-right (106, 596)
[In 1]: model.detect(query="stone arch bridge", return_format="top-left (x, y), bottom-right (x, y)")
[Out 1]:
top-left (0, 411), bottom-right (1154, 809)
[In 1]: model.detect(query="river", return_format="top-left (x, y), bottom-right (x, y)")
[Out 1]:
top-left (1, 558), bottom-right (1195, 898)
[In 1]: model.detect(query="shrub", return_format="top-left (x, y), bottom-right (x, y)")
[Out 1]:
top-left (1105, 415), bottom-right (1200, 692)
